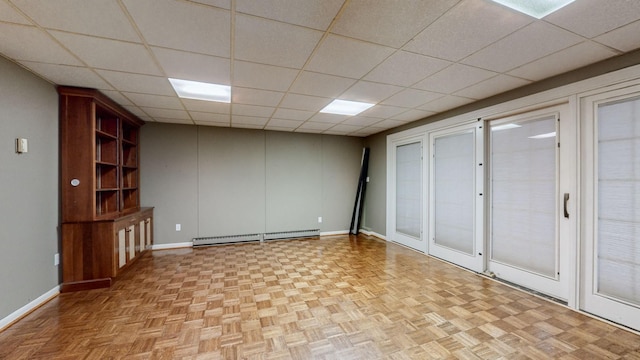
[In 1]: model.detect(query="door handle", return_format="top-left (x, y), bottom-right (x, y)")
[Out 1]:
top-left (563, 193), bottom-right (570, 219)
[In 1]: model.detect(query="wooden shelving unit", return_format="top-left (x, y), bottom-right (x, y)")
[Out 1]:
top-left (58, 86), bottom-right (153, 292)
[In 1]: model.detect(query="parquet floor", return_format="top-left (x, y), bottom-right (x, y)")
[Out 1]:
top-left (1, 235), bottom-right (640, 359)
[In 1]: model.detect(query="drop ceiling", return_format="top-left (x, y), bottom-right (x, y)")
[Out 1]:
top-left (1, 0), bottom-right (639, 137)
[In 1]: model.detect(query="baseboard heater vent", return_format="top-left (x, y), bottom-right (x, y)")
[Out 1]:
top-left (263, 229), bottom-right (320, 241)
top-left (193, 233), bottom-right (261, 247)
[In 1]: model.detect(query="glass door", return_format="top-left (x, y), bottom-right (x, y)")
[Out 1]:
top-left (582, 87), bottom-right (640, 330)
top-left (487, 105), bottom-right (574, 301)
top-left (392, 137), bottom-right (426, 252)
top-left (428, 123), bottom-right (484, 272)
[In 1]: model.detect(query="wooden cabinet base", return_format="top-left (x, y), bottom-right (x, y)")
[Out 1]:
top-left (61, 207), bottom-right (153, 292)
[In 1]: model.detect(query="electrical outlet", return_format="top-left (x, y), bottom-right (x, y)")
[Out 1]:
top-left (318, 217), bottom-right (322, 223)
top-left (176, 224), bottom-right (181, 231)
top-left (54, 253), bottom-right (60, 266)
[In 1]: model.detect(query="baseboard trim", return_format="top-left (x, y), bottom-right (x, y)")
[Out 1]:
top-left (359, 229), bottom-right (386, 241)
top-left (0, 285), bottom-right (60, 332)
top-left (320, 230), bottom-right (349, 236)
top-left (151, 242), bottom-right (193, 250)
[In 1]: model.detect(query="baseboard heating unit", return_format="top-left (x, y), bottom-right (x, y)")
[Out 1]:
top-left (193, 233), bottom-right (261, 247)
top-left (264, 229), bottom-right (320, 241)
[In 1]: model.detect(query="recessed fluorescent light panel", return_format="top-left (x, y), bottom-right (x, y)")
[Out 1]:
top-left (490, 0), bottom-right (575, 19)
top-left (320, 99), bottom-right (375, 116)
top-left (169, 78), bottom-right (230, 103)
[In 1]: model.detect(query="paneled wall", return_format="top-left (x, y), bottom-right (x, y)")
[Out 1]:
top-left (141, 123), bottom-right (363, 245)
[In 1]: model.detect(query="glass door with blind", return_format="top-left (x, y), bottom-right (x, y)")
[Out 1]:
top-left (487, 105), bottom-right (575, 301)
top-left (582, 88), bottom-right (640, 330)
top-left (428, 123), bottom-right (484, 272)
top-left (391, 137), bottom-right (426, 252)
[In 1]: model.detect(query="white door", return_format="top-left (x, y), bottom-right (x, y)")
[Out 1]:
top-left (581, 87), bottom-right (640, 330)
top-left (391, 138), bottom-right (426, 251)
top-left (428, 123), bottom-right (484, 272)
top-left (487, 105), bottom-right (575, 301)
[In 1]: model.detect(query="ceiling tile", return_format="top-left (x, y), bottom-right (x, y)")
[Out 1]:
top-left (545, 0), bottom-right (640, 38)
top-left (0, 1), bottom-right (29, 24)
top-left (232, 115), bottom-right (269, 127)
top-left (413, 64), bottom-right (496, 94)
top-left (508, 41), bottom-right (618, 81)
top-left (232, 87), bottom-right (284, 106)
top-left (194, 120), bottom-right (231, 127)
top-left (306, 34), bottom-right (395, 78)
top-left (307, 113), bottom-right (349, 124)
top-left (342, 116), bottom-right (381, 126)
top-left (95, 70), bottom-right (175, 95)
top-left (266, 118), bottom-right (304, 129)
top-left (233, 61), bottom-right (299, 91)
top-left (236, 0), bottom-right (343, 30)
top-left (100, 90), bottom-right (133, 107)
top-left (324, 124), bottom-right (363, 134)
top-left (454, 75), bottom-right (531, 100)
top-left (232, 104), bottom-right (275, 117)
top-left (122, 105), bottom-right (148, 119)
top-left (154, 118), bottom-right (194, 125)
top-left (181, 99), bottom-right (230, 114)
top-left (418, 95), bottom-right (475, 112)
top-left (360, 104), bottom-right (407, 119)
top-left (190, 0), bottom-right (230, 10)
top-left (235, 14), bottom-right (322, 68)
top-left (364, 51), bottom-right (450, 87)
top-left (279, 93), bottom-right (332, 112)
top-left (272, 108), bottom-right (313, 121)
top-left (371, 119), bottom-right (407, 129)
top-left (51, 31), bottom-right (162, 75)
top-left (350, 127), bottom-right (385, 136)
top-left (290, 71), bottom-right (356, 98)
top-left (462, 22), bottom-right (584, 73)
top-left (404, 0), bottom-right (531, 61)
top-left (152, 47), bottom-right (230, 84)
top-left (190, 112), bottom-right (230, 123)
top-left (19, 62), bottom-right (112, 90)
top-left (123, 92), bottom-right (184, 109)
top-left (12, 0), bottom-right (140, 41)
top-left (141, 107), bottom-right (190, 120)
top-left (594, 20), bottom-right (640, 52)
top-left (297, 122), bottom-right (334, 131)
top-left (332, 0), bottom-right (459, 48)
top-left (0, 23), bottom-right (80, 65)
top-left (340, 81), bottom-right (403, 103)
top-left (391, 109), bottom-right (435, 122)
top-left (381, 88), bottom-right (442, 108)
top-left (122, 0), bottom-right (230, 57)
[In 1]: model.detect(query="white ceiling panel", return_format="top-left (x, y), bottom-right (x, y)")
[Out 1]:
top-left (339, 81), bottom-right (403, 103)
top-left (307, 113), bottom-right (349, 124)
top-left (153, 47), bottom-right (230, 84)
top-left (462, 22), bottom-right (583, 73)
top-left (51, 31), bottom-right (162, 75)
top-left (0, 0), bottom-right (29, 24)
top-left (392, 109), bottom-right (436, 122)
top-left (20, 62), bottom-right (112, 90)
top-left (272, 108), bottom-right (314, 121)
top-left (594, 20), bottom-right (640, 52)
top-left (101, 90), bottom-right (134, 107)
top-left (195, 120), bottom-right (231, 127)
top-left (233, 61), bottom-right (299, 92)
top-left (154, 117), bottom-right (194, 124)
top-left (372, 119), bottom-right (408, 129)
top-left (122, 0), bottom-right (230, 57)
top-left (508, 41), bottom-right (618, 81)
top-left (190, 0), bottom-right (230, 10)
top-left (236, 0), bottom-right (343, 30)
top-left (382, 88), bottom-right (442, 108)
top-left (182, 99), bottom-right (230, 114)
top-left (123, 93), bottom-right (184, 110)
top-left (235, 14), bottom-right (323, 68)
top-left (232, 115), bottom-right (269, 127)
top-left (404, 0), bottom-right (531, 61)
top-left (545, 0), bottom-right (640, 38)
top-left (95, 70), bottom-right (175, 96)
top-left (306, 34), bottom-right (395, 79)
top-left (342, 116), bottom-right (383, 126)
top-left (454, 75), bottom-right (531, 100)
top-left (190, 112), bottom-right (230, 123)
top-left (364, 51), bottom-right (451, 87)
top-left (324, 124), bottom-right (362, 135)
top-left (232, 87), bottom-right (284, 107)
top-left (331, 0), bottom-right (460, 48)
top-left (290, 71), bottom-right (356, 98)
top-left (232, 104), bottom-right (275, 117)
top-left (360, 104), bottom-right (407, 119)
top-left (279, 93), bottom-right (332, 112)
top-left (266, 118), bottom-right (304, 129)
top-left (418, 95), bottom-right (475, 113)
top-left (413, 64), bottom-right (496, 94)
top-left (142, 107), bottom-right (190, 120)
top-left (12, 0), bottom-right (140, 41)
top-left (351, 126), bottom-right (386, 137)
top-left (0, 23), bottom-right (80, 65)
top-left (297, 122), bottom-right (334, 131)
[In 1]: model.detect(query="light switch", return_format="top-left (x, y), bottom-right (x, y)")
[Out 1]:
top-left (16, 138), bottom-right (28, 153)
top-left (176, 224), bottom-right (181, 231)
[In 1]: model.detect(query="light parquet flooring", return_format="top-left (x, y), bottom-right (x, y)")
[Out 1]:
top-left (1, 235), bottom-right (640, 359)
